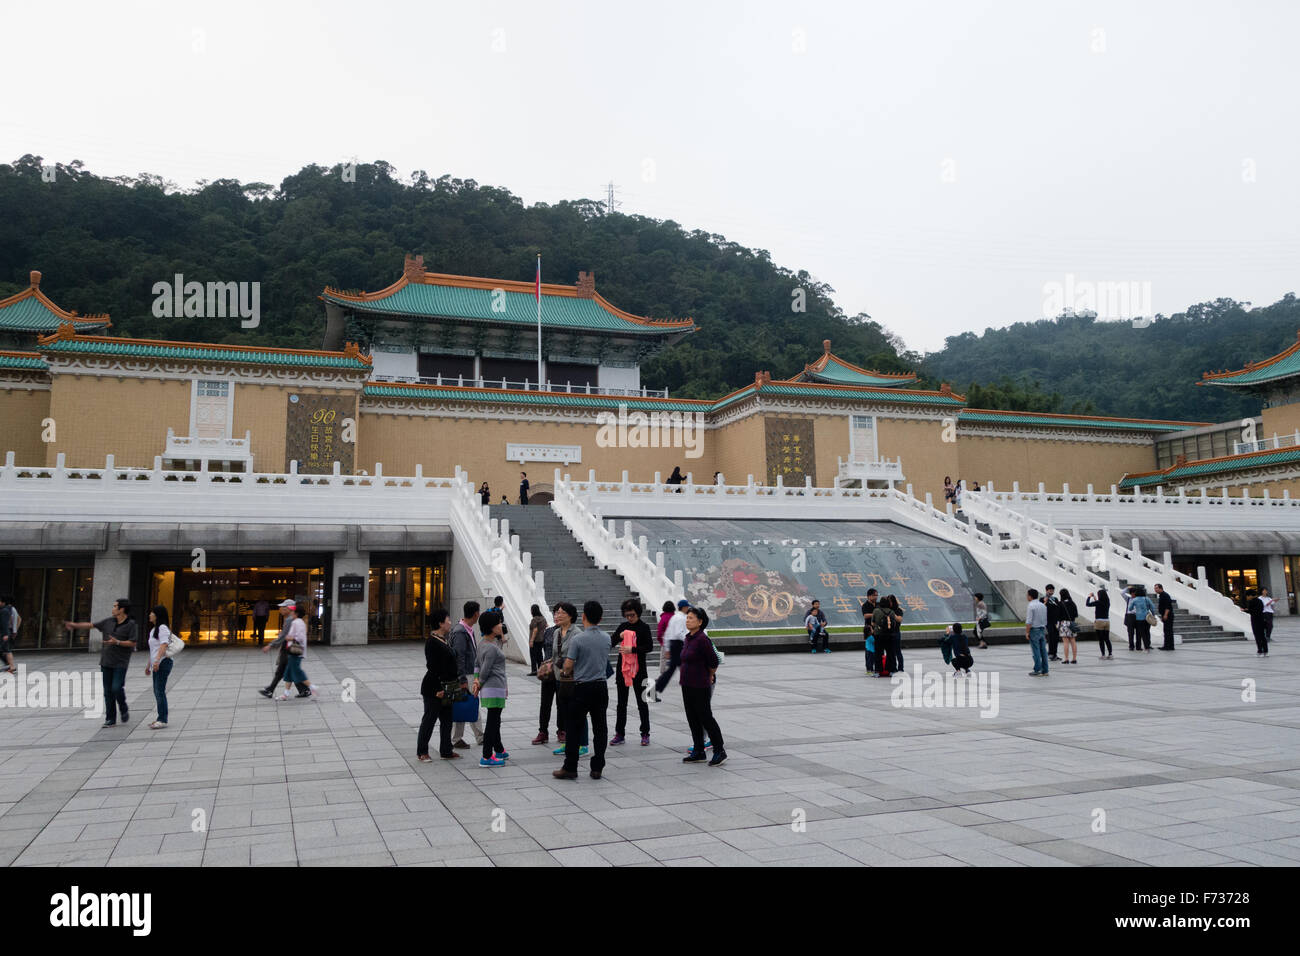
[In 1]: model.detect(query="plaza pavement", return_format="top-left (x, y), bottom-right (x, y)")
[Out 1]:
top-left (0, 622), bottom-right (1298, 867)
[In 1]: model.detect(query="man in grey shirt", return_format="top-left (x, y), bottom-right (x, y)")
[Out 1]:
top-left (1025, 588), bottom-right (1049, 677)
top-left (554, 601), bottom-right (610, 781)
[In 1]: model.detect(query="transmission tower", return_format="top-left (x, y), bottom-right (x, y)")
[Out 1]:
top-left (605, 181), bottom-right (621, 215)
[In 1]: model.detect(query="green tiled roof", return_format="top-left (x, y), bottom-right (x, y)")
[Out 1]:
top-left (753, 383), bottom-right (964, 407)
top-left (1200, 341), bottom-right (1300, 388)
top-left (1120, 447), bottom-right (1300, 488)
top-left (364, 383), bottom-right (710, 412)
top-left (322, 283), bottom-right (689, 336)
top-left (41, 339), bottom-right (372, 369)
top-left (807, 363), bottom-right (915, 386)
top-left (959, 411), bottom-right (1199, 432)
top-left (0, 351), bottom-right (46, 371)
top-left (0, 293), bottom-right (109, 332)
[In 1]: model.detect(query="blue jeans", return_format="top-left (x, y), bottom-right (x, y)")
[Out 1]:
top-left (101, 666), bottom-right (127, 722)
top-left (1029, 627), bottom-right (1048, 674)
top-left (152, 657), bottom-right (173, 723)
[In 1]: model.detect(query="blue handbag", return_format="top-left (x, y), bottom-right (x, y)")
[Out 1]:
top-left (452, 693), bottom-right (479, 723)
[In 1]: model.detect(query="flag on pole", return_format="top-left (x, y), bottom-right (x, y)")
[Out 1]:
top-left (536, 255), bottom-right (543, 389)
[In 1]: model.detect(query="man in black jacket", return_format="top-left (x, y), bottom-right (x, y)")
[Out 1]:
top-left (1154, 584), bottom-right (1175, 651)
top-left (418, 609), bottom-right (463, 760)
top-left (1044, 585), bottom-right (1062, 661)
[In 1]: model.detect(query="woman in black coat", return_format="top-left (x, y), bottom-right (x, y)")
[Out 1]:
top-left (417, 609), bottom-right (464, 761)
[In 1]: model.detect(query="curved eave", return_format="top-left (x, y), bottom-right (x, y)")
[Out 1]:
top-left (1120, 446), bottom-right (1300, 488)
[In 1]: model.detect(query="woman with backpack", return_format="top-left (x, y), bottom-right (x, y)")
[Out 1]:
top-left (474, 610), bottom-right (510, 767)
top-left (146, 605), bottom-right (175, 729)
top-left (1127, 586), bottom-right (1156, 653)
top-left (1058, 589), bottom-right (1080, 664)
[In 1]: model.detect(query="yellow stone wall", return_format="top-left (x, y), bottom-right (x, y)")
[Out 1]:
top-left (956, 433), bottom-right (1159, 495)
top-left (0, 385), bottom-right (51, 466)
top-left (45, 375), bottom-right (191, 468)
top-left (1261, 403), bottom-right (1300, 440)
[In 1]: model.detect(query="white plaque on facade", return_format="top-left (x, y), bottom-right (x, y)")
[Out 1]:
top-left (506, 443), bottom-right (582, 465)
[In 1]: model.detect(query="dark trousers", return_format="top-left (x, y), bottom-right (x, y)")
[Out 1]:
top-left (682, 685), bottom-right (724, 755)
top-left (615, 674), bottom-right (649, 736)
top-left (482, 706), bottom-right (505, 759)
top-left (1134, 620), bottom-right (1152, 650)
top-left (1096, 624), bottom-right (1112, 656)
top-left (865, 640), bottom-right (876, 671)
top-left (266, 649), bottom-right (309, 694)
top-left (555, 690), bottom-right (587, 744)
top-left (809, 628), bottom-right (827, 652)
top-left (889, 632), bottom-right (903, 672)
top-left (529, 643), bottom-right (543, 673)
top-left (417, 696), bottom-right (453, 757)
top-left (1162, 617), bottom-right (1175, 650)
top-left (563, 682), bottom-right (607, 773)
top-left (538, 678), bottom-right (557, 734)
top-left (1124, 614), bottom-right (1137, 649)
top-left (1264, 615), bottom-right (1274, 641)
top-left (252, 615), bottom-right (269, 645)
top-left (101, 666), bottom-right (127, 723)
top-left (1047, 625), bottom-right (1059, 658)
top-left (152, 657), bottom-right (173, 723)
top-left (1252, 621), bottom-right (1268, 653)
top-left (654, 640), bottom-right (683, 693)
top-left (951, 652), bottom-right (973, 673)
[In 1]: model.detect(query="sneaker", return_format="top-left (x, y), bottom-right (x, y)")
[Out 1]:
top-left (610, 734), bottom-right (625, 746)
top-left (258, 688), bottom-right (273, 699)
top-left (120, 709), bottom-right (129, 722)
top-left (479, 756), bottom-right (505, 767)
top-left (708, 750), bottom-right (728, 767)
top-left (276, 693), bottom-right (289, 701)
top-left (148, 721), bottom-right (166, 729)
top-left (309, 686), bottom-right (319, 697)
top-left (553, 745), bottom-right (589, 756)
top-left (297, 691), bottom-right (311, 698)
top-left (705, 740), bottom-right (712, 749)
top-left (532, 732), bottom-right (548, 745)
top-left (641, 734), bottom-right (650, 746)
top-left (497, 752), bottom-right (510, 761)
top-left (810, 648), bottom-right (817, 654)
top-left (101, 721), bottom-right (116, 728)
top-left (824, 648), bottom-right (832, 653)
top-left (683, 751), bottom-right (707, 763)
top-left (1029, 671), bottom-right (1041, 676)
top-left (440, 752), bottom-right (462, 760)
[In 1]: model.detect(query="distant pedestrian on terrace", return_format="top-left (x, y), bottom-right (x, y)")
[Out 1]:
top-left (519, 472), bottom-right (530, 505)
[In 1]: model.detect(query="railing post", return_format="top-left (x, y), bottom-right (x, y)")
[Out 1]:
top-left (1062, 482), bottom-right (1070, 498)
top-left (1086, 483), bottom-right (1094, 502)
top-left (374, 462), bottom-right (383, 479)
top-left (1132, 537), bottom-right (1141, 557)
top-left (1162, 551), bottom-right (1172, 571)
top-left (1197, 565), bottom-right (1208, 586)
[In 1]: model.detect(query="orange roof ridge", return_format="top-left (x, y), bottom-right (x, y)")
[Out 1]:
top-left (0, 283), bottom-right (112, 326)
top-left (1124, 443), bottom-right (1298, 480)
top-left (35, 330), bottom-right (371, 364)
top-left (322, 262), bottom-right (694, 329)
top-left (960, 407), bottom-right (1211, 427)
top-left (1199, 336), bottom-right (1300, 383)
top-left (0, 349), bottom-right (42, 359)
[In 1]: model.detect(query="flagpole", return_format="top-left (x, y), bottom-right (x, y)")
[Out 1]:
top-left (536, 254), bottom-right (543, 391)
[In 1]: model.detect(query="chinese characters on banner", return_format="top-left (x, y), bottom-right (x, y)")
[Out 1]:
top-left (285, 395), bottom-right (355, 474)
top-left (764, 418), bottom-right (816, 486)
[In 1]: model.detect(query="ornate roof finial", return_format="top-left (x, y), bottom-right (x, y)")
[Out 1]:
top-left (53, 321), bottom-right (77, 340)
top-left (576, 271), bottom-right (595, 298)
top-left (939, 382), bottom-right (953, 396)
top-left (823, 339), bottom-right (831, 354)
top-left (30, 270), bottom-right (41, 289)
top-left (403, 254), bottom-right (425, 282)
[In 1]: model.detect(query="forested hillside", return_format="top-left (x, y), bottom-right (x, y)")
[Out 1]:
top-left (2, 154), bottom-right (1294, 416)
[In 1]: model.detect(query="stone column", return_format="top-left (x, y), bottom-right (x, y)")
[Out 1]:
top-left (330, 530), bottom-right (369, 645)
top-left (1263, 553), bottom-right (1290, 616)
top-left (90, 533), bottom-right (132, 653)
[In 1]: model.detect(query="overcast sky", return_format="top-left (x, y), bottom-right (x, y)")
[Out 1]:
top-left (4, 0), bottom-right (1297, 352)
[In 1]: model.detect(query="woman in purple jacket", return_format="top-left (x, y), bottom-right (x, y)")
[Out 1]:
top-left (680, 607), bottom-right (727, 767)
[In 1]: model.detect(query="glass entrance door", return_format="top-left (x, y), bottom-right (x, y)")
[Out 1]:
top-left (150, 564), bottom-right (327, 644)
